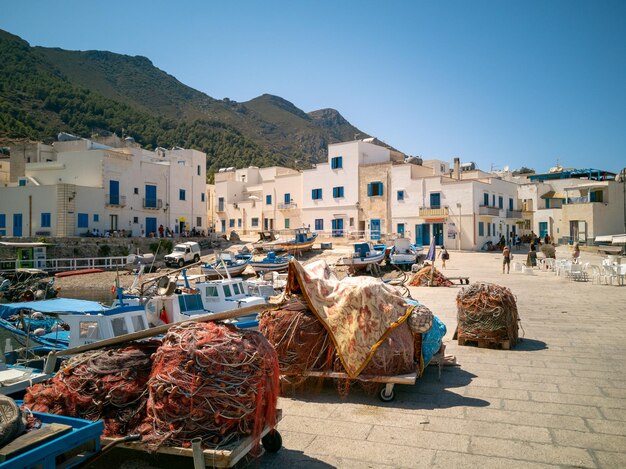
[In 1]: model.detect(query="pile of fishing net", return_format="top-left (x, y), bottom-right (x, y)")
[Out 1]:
top-left (408, 264), bottom-right (453, 287)
top-left (258, 296), bottom-right (334, 380)
top-left (140, 321), bottom-right (279, 449)
top-left (456, 282), bottom-right (519, 345)
top-left (24, 341), bottom-right (158, 437)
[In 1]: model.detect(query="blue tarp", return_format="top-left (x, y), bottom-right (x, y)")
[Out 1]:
top-left (0, 298), bottom-right (108, 319)
top-left (405, 298), bottom-right (447, 366)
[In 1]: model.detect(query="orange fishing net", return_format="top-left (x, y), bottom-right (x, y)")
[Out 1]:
top-left (408, 265), bottom-right (453, 287)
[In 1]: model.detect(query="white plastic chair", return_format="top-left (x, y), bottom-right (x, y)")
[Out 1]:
top-left (587, 264), bottom-right (604, 285)
top-left (544, 258), bottom-right (556, 271)
top-left (602, 265), bottom-right (619, 286)
top-left (569, 263), bottom-right (584, 281)
top-left (512, 261), bottom-right (523, 273)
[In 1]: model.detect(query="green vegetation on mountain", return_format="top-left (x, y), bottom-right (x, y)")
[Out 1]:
top-left (0, 29), bottom-right (371, 180)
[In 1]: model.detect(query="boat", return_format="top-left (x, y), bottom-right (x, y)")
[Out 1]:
top-left (249, 251), bottom-right (293, 273)
top-left (389, 238), bottom-right (420, 268)
top-left (337, 242), bottom-right (386, 270)
top-left (272, 227), bottom-right (318, 254)
top-left (200, 252), bottom-right (252, 279)
top-left (253, 231), bottom-right (282, 252)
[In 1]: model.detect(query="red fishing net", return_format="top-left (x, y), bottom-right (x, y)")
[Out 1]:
top-left (408, 265), bottom-right (453, 287)
top-left (24, 341), bottom-right (159, 437)
top-left (139, 321), bottom-right (279, 450)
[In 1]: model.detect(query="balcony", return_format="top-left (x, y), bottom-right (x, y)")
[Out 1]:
top-left (506, 209), bottom-right (523, 219)
top-left (419, 207), bottom-right (449, 217)
top-left (567, 196), bottom-right (590, 204)
top-left (105, 194), bottom-right (126, 207)
top-left (479, 205), bottom-right (500, 216)
top-left (278, 202), bottom-right (298, 210)
top-left (216, 204), bottom-right (225, 212)
top-left (143, 198), bottom-right (163, 210)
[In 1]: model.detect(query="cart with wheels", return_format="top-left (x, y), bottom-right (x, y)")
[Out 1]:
top-left (99, 410), bottom-right (283, 468)
top-left (283, 371), bottom-right (418, 402)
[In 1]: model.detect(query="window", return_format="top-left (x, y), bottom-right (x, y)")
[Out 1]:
top-left (196, 217), bottom-right (202, 227)
top-left (493, 223), bottom-right (496, 236)
top-left (487, 223), bottom-right (491, 236)
top-left (0, 214), bottom-right (5, 236)
top-left (479, 222), bottom-right (484, 236)
top-left (429, 192), bottom-right (441, 209)
top-left (349, 217), bottom-right (354, 227)
top-left (134, 188), bottom-right (139, 195)
top-left (397, 223), bottom-right (405, 236)
top-left (133, 217), bottom-right (138, 224)
top-left (367, 182), bottom-right (384, 196)
top-left (285, 218), bottom-right (290, 229)
top-left (112, 317), bottom-right (129, 337)
top-left (93, 214), bottom-right (99, 222)
top-left (223, 285), bottom-right (232, 297)
top-left (19, 179), bottom-right (26, 186)
top-left (312, 188), bottom-right (323, 200)
top-left (109, 180), bottom-right (119, 205)
top-left (333, 186), bottom-right (344, 198)
top-left (251, 217), bottom-right (259, 227)
top-left (232, 283), bottom-right (241, 295)
top-left (218, 197), bottom-right (224, 211)
top-left (41, 213), bottom-right (51, 228)
top-left (201, 193), bottom-right (205, 202)
top-left (229, 219), bottom-right (235, 228)
top-left (145, 184), bottom-right (157, 208)
top-left (509, 198), bottom-right (514, 210)
top-left (331, 156), bottom-right (343, 169)
top-left (545, 199), bottom-right (550, 209)
top-left (179, 189), bottom-right (186, 201)
top-left (498, 196), bottom-right (503, 209)
top-left (197, 165), bottom-right (201, 176)
top-left (590, 190), bottom-right (603, 202)
top-left (266, 194), bottom-right (272, 205)
top-left (205, 286), bottom-right (218, 297)
top-left (397, 190), bottom-right (405, 201)
top-left (79, 321), bottom-right (101, 339)
top-left (284, 193), bottom-right (291, 204)
top-left (77, 213), bottom-right (88, 228)
top-left (483, 193), bottom-right (489, 206)
top-left (238, 218), bottom-right (242, 227)
top-left (314, 219), bottom-right (324, 230)
top-left (131, 315), bottom-right (146, 331)
top-left (492, 195), bottom-right (496, 207)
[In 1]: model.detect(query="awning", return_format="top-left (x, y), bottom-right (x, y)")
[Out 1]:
top-left (595, 235), bottom-right (615, 242)
top-left (540, 191), bottom-right (566, 199)
top-left (0, 298), bottom-right (108, 319)
top-left (565, 183), bottom-right (607, 191)
top-left (613, 235), bottom-right (626, 245)
top-left (0, 242), bottom-right (51, 247)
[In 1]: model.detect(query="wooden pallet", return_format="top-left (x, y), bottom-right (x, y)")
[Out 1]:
top-left (457, 336), bottom-right (511, 350)
top-left (447, 276), bottom-right (470, 285)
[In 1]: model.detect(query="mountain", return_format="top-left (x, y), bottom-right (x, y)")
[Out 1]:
top-left (0, 29), bottom-right (375, 178)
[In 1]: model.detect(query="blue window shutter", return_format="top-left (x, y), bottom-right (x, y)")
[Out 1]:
top-left (312, 189), bottom-right (315, 199)
top-left (367, 183), bottom-right (372, 196)
top-left (380, 183), bottom-right (384, 196)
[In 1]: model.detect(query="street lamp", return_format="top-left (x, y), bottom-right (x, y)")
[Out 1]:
top-left (456, 203), bottom-right (462, 251)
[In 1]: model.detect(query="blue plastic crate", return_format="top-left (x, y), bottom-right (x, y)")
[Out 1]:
top-left (0, 411), bottom-right (104, 469)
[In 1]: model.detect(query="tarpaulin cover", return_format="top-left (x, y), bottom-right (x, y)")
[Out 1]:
top-left (0, 298), bottom-right (108, 319)
top-left (286, 259), bottom-right (414, 378)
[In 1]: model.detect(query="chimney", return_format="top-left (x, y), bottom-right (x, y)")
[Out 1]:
top-left (454, 157), bottom-right (461, 180)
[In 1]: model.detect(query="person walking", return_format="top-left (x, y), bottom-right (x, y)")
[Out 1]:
top-left (438, 246), bottom-right (450, 269)
top-left (502, 246), bottom-right (511, 274)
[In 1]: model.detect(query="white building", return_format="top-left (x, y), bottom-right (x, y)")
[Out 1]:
top-left (0, 136), bottom-right (206, 238)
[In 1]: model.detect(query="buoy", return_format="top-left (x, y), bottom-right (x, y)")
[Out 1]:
top-left (111, 285), bottom-right (116, 294)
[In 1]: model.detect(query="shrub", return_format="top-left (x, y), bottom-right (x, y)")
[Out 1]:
top-left (98, 244), bottom-right (111, 257)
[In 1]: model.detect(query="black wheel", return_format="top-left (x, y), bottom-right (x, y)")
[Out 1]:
top-left (378, 386), bottom-right (395, 402)
top-left (178, 258), bottom-right (185, 268)
top-left (193, 254), bottom-right (200, 263)
top-left (262, 430), bottom-right (282, 453)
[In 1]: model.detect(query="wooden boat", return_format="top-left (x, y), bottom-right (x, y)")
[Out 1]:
top-left (200, 253), bottom-right (252, 279)
top-left (389, 238), bottom-right (420, 267)
top-left (249, 252), bottom-right (293, 273)
top-left (252, 231), bottom-right (282, 252)
top-left (337, 242), bottom-right (386, 270)
top-left (272, 228), bottom-right (318, 254)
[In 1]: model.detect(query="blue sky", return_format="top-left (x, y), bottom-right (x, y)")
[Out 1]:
top-left (2, 0), bottom-right (625, 173)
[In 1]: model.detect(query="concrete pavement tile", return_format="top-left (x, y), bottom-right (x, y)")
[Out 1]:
top-left (601, 387), bottom-right (626, 399)
top-left (530, 391), bottom-right (626, 409)
top-left (329, 405), bottom-right (429, 428)
top-left (305, 434), bottom-right (436, 468)
top-left (517, 373), bottom-right (616, 387)
top-left (593, 450), bottom-right (626, 468)
top-left (277, 415), bottom-right (372, 440)
top-left (503, 399), bottom-right (602, 418)
top-left (585, 418), bottom-right (626, 436)
top-left (572, 369), bottom-right (620, 379)
top-left (552, 428), bottom-right (626, 452)
top-left (469, 435), bottom-right (595, 467)
top-left (367, 425), bottom-right (470, 452)
top-left (420, 415), bottom-right (552, 443)
top-left (509, 365), bottom-right (573, 376)
top-left (498, 379), bottom-right (559, 392)
top-left (464, 407), bottom-right (588, 431)
top-left (277, 399), bottom-right (339, 419)
top-left (273, 429), bottom-right (317, 451)
top-left (463, 386), bottom-right (530, 401)
top-left (599, 407), bottom-right (626, 421)
top-left (556, 384), bottom-right (605, 396)
top-left (431, 450), bottom-right (560, 469)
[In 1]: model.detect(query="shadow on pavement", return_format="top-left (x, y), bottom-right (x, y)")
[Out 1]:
top-left (512, 338), bottom-right (548, 351)
top-left (256, 449), bottom-right (336, 468)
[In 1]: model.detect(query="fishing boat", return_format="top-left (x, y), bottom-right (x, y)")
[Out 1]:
top-left (252, 231), bottom-right (282, 252)
top-left (389, 237), bottom-right (420, 268)
top-left (200, 252), bottom-right (252, 279)
top-left (337, 242), bottom-right (386, 270)
top-left (249, 251), bottom-right (293, 273)
top-left (272, 227), bottom-right (318, 254)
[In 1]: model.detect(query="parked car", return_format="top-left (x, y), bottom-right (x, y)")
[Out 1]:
top-left (164, 242), bottom-right (201, 267)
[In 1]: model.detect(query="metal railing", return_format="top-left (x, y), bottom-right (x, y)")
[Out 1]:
top-left (105, 194), bottom-right (126, 207)
top-left (479, 205), bottom-right (500, 216)
top-left (419, 207), bottom-right (449, 217)
top-left (277, 202), bottom-right (298, 210)
top-left (506, 209), bottom-right (523, 218)
top-left (143, 198), bottom-right (163, 210)
top-left (0, 256), bottom-right (129, 274)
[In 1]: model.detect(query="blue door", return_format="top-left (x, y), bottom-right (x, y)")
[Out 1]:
top-left (109, 180), bottom-right (119, 205)
top-left (13, 214), bottom-right (22, 237)
top-left (284, 193), bottom-right (291, 205)
top-left (433, 223), bottom-right (444, 245)
top-left (429, 193), bottom-right (441, 209)
top-left (145, 217), bottom-right (157, 237)
top-left (539, 222), bottom-right (548, 238)
top-left (415, 223), bottom-right (430, 246)
top-left (370, 219), bottom-right (381, 240)
top-left (397, 223), bottom-right (405, 237)
top-left (145, 185), bottom-right (157, 208)
top-left (332, 218), bottom-right (344, 237)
